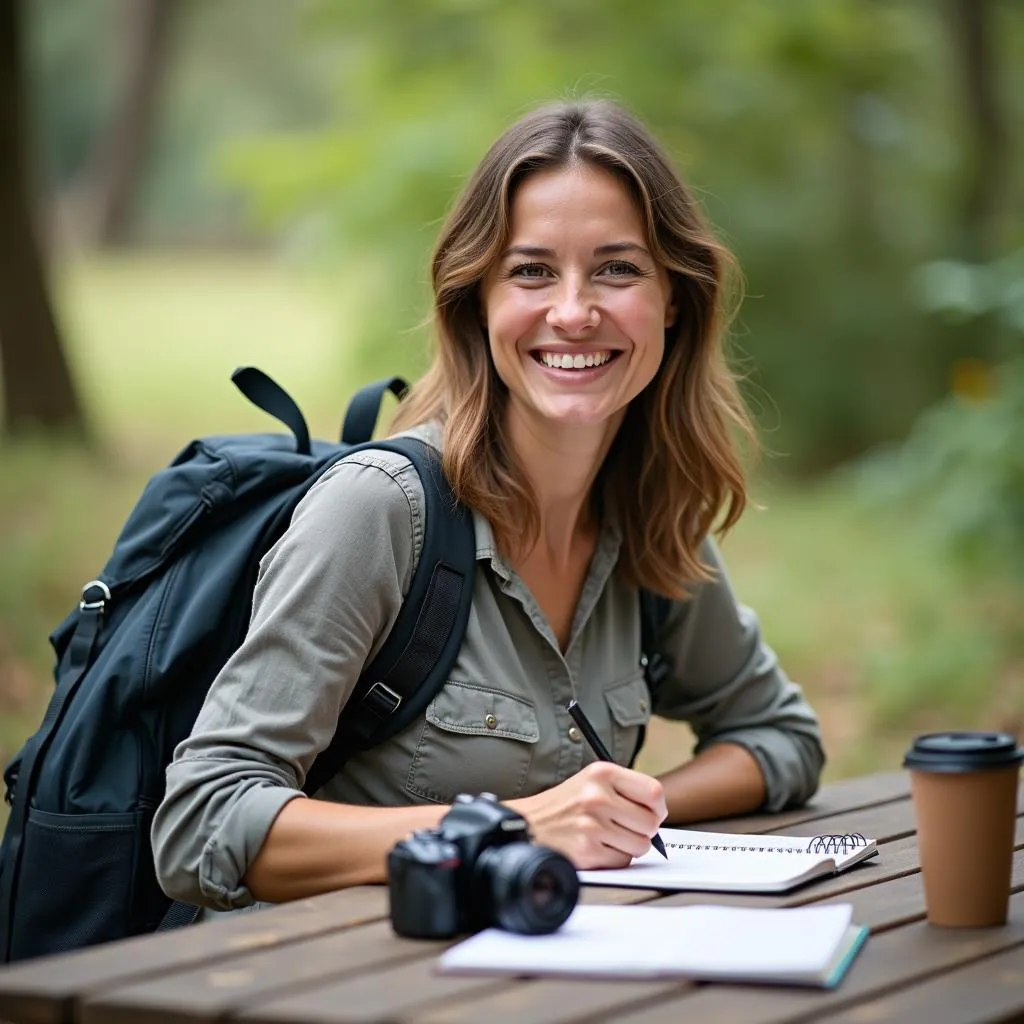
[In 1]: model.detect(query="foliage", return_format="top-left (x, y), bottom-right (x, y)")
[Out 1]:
top-left (856, 252), bottom-right (1024, 574)
top-left (25, 0), bottom-right (1024, 470)
top-left (215, 0), bottom-right (1023, 471)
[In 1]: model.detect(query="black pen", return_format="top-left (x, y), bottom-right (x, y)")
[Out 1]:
top-left (566, 699), bottom-right (669, 859)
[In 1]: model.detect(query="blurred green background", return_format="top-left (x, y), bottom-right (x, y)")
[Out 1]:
top-left (1, 0), bottom-right (1022, 806)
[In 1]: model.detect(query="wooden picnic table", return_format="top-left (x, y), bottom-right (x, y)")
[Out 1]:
top-left (1, 769), bottom-right (1022, 1024)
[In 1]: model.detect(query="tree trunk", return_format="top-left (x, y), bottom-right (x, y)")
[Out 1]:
top-left (948, 0), bottom-right (1007, 262)
top-left (0, 0), bottom-right (88, 439)
top-left (74, 0), bottom-right (181, 247)
top-left (934, 0), bottom-right (1011, 374)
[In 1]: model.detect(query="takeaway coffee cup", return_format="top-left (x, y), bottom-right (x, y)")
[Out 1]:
top-left (903, 731), bottom-right (1023, 927)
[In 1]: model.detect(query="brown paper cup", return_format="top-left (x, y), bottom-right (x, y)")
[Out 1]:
top-left (909, 765), bottom-right (1020, 927)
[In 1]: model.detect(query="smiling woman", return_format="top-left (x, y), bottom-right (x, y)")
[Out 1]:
top-left (151, 100), bottom-right (825, 918)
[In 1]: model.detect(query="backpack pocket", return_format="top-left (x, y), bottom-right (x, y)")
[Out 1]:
top-left (7, 808), bottom-right (158, 961)
top-left (406, 682), bottom-right (539, 804)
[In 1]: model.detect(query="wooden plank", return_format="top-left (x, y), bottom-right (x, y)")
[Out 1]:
top-left (687, 773), bottom-right (910, 835)
top-left (723, 772), bottom-right (1021, 840)
top-left (0, 888), bottom-right (388, 1024)
top-left (603, 890), bottom-right (1024, 1024)
top-left (411, 977), bottom-right (688, 1024)
top-left (761, 798), bottom-right (917, 844)
top-left (578, 887), bottom-right (661, 906)
top-left (238, 958), bottom-right (509, 1024)
top-left (79, 886), bottom-right (661, 1024)
top-left (823, 942), bottom-right (1024, 1024)
top-left (234, 957), bottom-right (684, 1024)
top-left (79, 921), bottom-right (443, 1024)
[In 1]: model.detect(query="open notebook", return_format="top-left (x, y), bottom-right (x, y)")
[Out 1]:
top-left (577, 827), bottom-right (878, 893)
top-left (439, 903), bottom-right (869, 988)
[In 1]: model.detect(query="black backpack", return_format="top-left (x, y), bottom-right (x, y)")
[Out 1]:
top-left (0, 367), bottom-right (670, 964)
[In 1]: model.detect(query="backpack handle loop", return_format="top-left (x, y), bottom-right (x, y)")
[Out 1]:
top-left (231, 367), bottom-right (312, 455)
top-left (341, 377), bottom-right (409, 445)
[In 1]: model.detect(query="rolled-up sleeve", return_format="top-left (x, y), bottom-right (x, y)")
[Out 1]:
top-left (653, 539), bottom-right (825, 811)
top-left (151, 453), bottom-right (421, 909)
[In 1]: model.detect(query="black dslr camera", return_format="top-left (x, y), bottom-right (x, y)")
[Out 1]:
top-left (387, 793), bottom-right (579, 938)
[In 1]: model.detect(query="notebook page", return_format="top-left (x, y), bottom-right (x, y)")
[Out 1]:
top-left (440, 906), bottom-right (683, 977)
top-left (657, 828), bottom-right (876, 872)
top-left (669, 904), bottom-right (853, 978)
top-left (438, 903), bottom-right (856, 981)
top-left (578, 847), bottom-right (829, 891)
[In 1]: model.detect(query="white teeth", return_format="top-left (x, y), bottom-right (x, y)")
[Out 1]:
top-left (538, 351), bottom-right (612, 370)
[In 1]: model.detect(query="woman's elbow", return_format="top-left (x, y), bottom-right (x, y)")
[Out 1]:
top-left (789, 730), bottom-right (826, 808)
top-left (150, 804), bottom-right (208, 907)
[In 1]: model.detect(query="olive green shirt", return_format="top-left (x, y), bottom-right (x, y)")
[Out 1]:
top-left (151, 426), bottom-right (825, 911)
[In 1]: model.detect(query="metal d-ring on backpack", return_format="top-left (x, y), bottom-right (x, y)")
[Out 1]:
top-left (0, 367), bottom-right (671, 964)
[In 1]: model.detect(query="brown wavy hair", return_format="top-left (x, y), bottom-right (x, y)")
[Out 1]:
top-left (391, 99), bottom-right (757, 598)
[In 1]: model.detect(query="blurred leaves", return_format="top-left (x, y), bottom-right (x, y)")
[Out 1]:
top-left (858, 358), bottom-right (1023, 571)
top-left (917, 249), bottom-right (1024, 334)
top-left (856, 249), bottom-right (1024, 575)
top-left (27, 0), bottom-right (1024, 469)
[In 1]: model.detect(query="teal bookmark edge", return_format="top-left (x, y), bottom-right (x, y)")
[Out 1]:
top-left (825, 925), bottom-right (870, 989)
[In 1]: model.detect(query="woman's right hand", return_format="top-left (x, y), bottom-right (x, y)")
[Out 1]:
top-left (507, 761), bottom-right (667, 869)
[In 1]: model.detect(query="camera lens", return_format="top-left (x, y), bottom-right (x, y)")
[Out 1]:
top-left (475, 843), bottom-right (579, 935)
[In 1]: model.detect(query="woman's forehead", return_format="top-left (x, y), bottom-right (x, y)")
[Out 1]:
top-left (505, 164), bottom-right (648, 247)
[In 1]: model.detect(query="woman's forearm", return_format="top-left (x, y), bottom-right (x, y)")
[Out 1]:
top-left (657, 742), bottom-right (766, 824)
top-left (244, 743), bottom-right (765, 902)
top-left (243, 798), bottom-right (447, 903)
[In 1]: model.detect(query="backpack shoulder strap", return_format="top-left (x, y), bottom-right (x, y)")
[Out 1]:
top-left (302, 436), bottom-right (476, 795)
top-left (639, 588), bottom-right (672, 698)
top-left (629, 589), bottom-right (672, 770)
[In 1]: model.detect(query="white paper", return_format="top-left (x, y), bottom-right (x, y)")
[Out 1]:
top-left (577, 827), bottom-right (877, 893)
top-left (438, 903), bottom-right (858, 984)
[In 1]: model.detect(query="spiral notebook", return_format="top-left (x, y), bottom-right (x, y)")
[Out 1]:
top-left (439, 903), bottom-right (869, 988)
top-left (577, 827), bottom-right (878, 893)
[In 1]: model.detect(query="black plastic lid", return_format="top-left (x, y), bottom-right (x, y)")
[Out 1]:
top-left (902, 731), bottom-right (1024, 773)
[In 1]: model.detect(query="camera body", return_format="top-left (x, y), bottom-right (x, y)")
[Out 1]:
top-left (387, 793), bottom-right (579, 939)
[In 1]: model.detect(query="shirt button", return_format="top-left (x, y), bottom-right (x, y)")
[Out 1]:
top-left (640, 699), bottom-right (648, 712)
top-left (568, 726), bottom-right (583, 743)
top-left (484, 714), bottom-right (498, 730)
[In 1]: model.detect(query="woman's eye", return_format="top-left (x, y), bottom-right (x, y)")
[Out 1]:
top-left (509, 262), bottom-right (550, 280)
top-left (600, 260), bottom-right (642, 278)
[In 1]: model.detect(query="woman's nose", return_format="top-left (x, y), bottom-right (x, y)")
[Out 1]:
top-left (546, 280), bottom-right (599, 335)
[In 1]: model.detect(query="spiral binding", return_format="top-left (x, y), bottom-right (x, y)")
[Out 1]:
top-left (663, 833), bottom-right (868, 856)
top-left (806, 832), bottom-right (868, 854)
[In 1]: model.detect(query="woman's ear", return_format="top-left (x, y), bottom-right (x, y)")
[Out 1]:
top-left (664, 295), bottom-right (678, 330)
top-left (663, 278), bottom-right (679, 329)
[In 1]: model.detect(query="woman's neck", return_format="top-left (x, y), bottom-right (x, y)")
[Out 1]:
top-left (504, 407), bottom-right (619, 565)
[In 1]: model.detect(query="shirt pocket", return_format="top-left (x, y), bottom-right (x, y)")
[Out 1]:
top-left (406, 681), bottom-right (540, 804)
top-left (603, 673), bottom-right (653, 765)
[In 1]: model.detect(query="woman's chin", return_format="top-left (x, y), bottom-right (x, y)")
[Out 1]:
top-left (532, 395), bottom-right (622, 430)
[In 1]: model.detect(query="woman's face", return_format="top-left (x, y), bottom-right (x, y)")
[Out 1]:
top-left (481, 163), bottom-right (675, 438)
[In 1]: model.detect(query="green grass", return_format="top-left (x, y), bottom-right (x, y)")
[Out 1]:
top-left (1, 251), bottom-right (1021, 821)
top-left (54, 253), bottom-right (379, 450)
